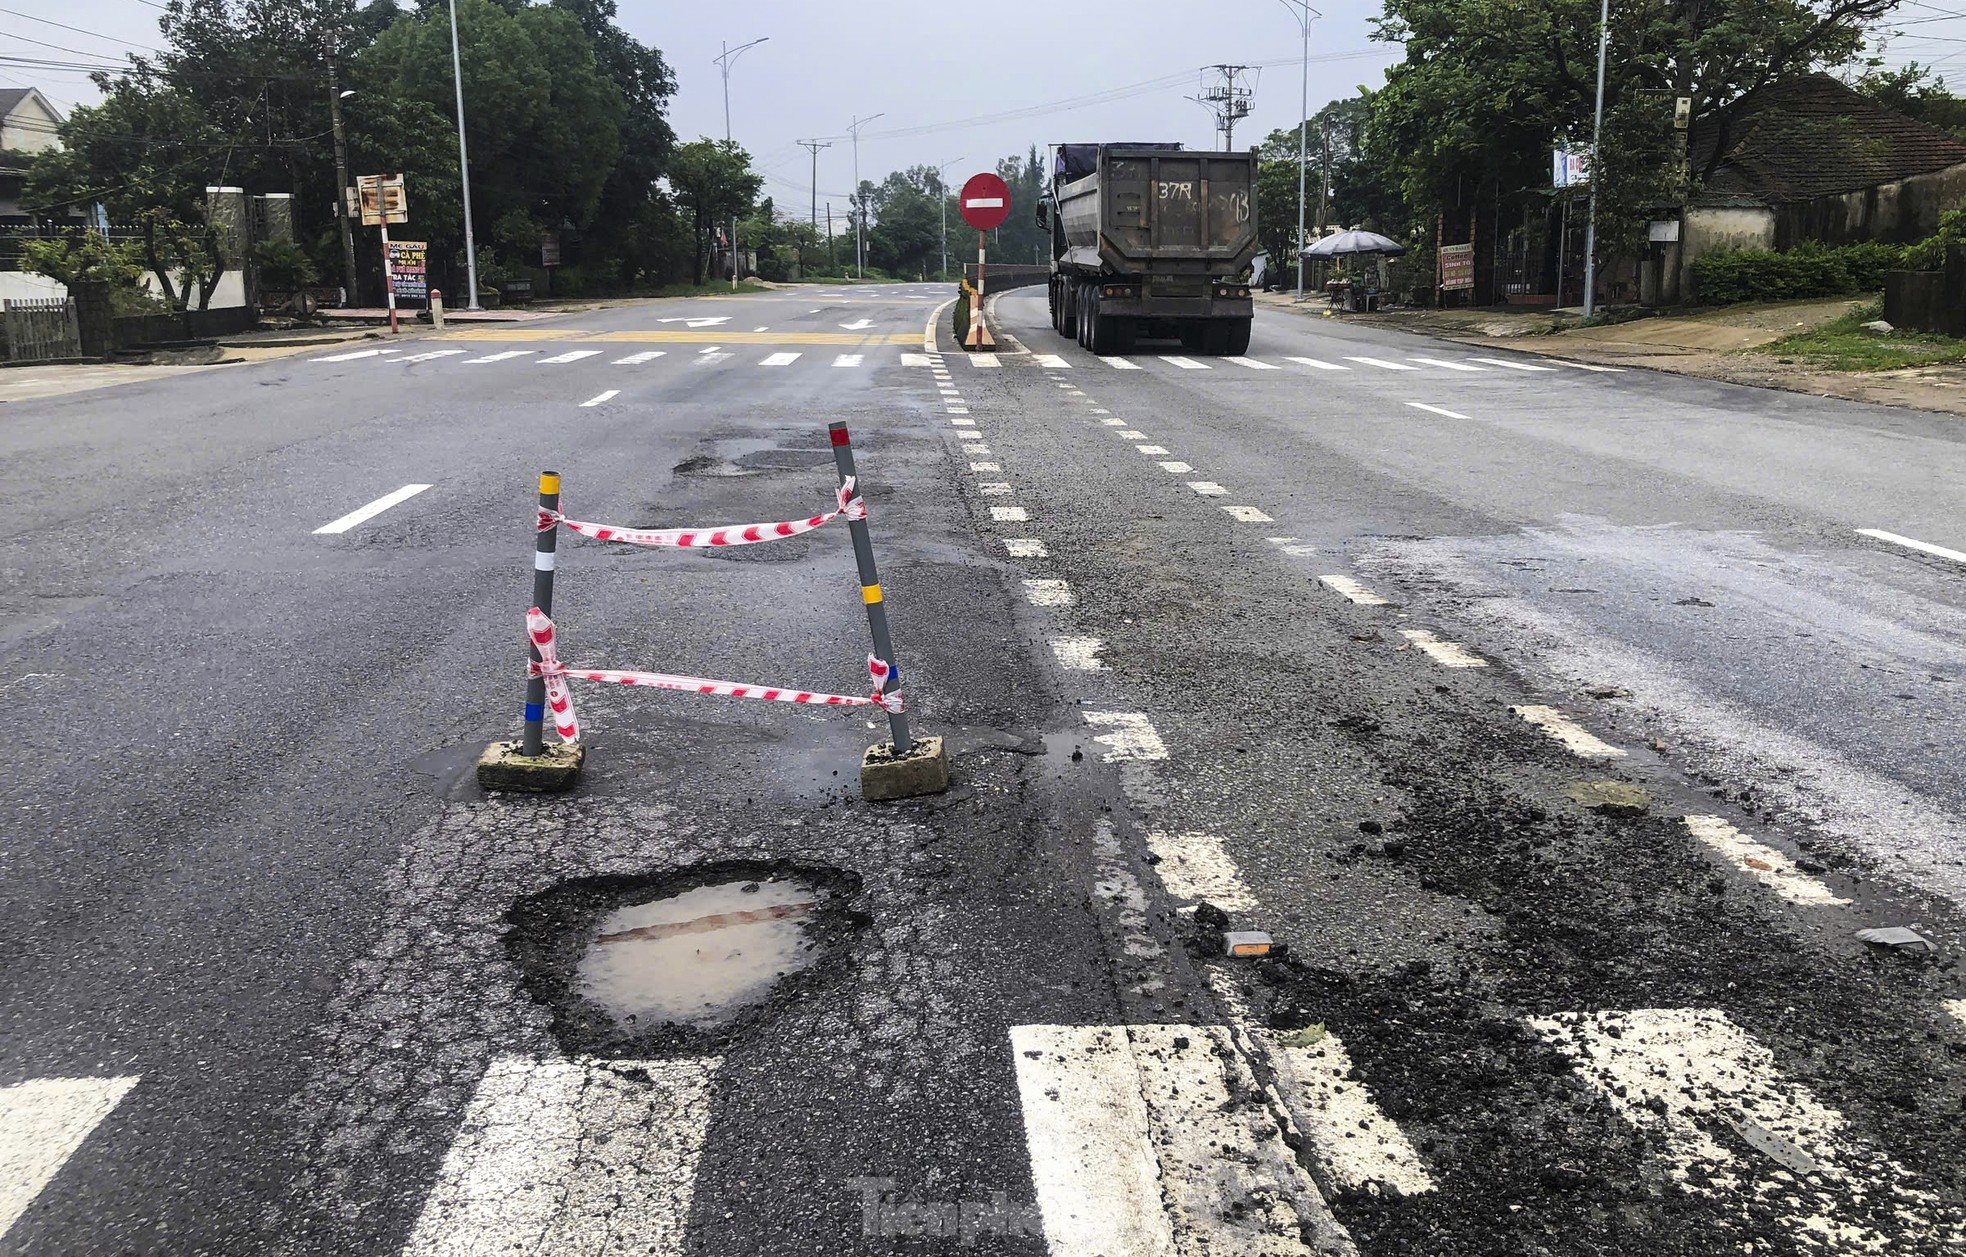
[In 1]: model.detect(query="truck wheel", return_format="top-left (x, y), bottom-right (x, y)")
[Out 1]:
top-left (1222, 318), bottom-right (1252, 356)
top-left (1078, 286), bottom-right (1095, 349)
top-left (1047, 280), bottom-right (1060, 332)
top-left (1179, 323), bottom-right (1206, 352)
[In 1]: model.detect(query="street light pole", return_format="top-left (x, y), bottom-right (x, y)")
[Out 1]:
top-left (715, 36), bottom-right (769, 292)
top-left (325, 59), bottom-right (360, 305)
top-left (1582, 0), bottom-right (1609, 320)
top-left (1279, 1), bottom-right (1321, 302)
top-left (446, 0), bottom-right (481, 309)
top-left (847, 113), bottom-right (883, 280)
top-left (797, 139), bottom-right (832, 274)
top-left (934, 157), bottom-right (963, 280)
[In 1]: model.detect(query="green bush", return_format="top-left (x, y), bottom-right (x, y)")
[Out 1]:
top-left (952, 282), bottom-right (970, 344)
top-left (1905, 208), bottom-right (1966, 272)
top-left (1692, 241), bottom-right (1909, 305)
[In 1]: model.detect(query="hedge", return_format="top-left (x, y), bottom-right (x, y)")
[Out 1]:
top-left (952, 281), bottom-right (972, 344)
top-left (1691, 241), bottom-right (1909, 306)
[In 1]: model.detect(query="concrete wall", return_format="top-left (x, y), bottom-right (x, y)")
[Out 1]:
top-left (1671, 206), bottom-right (1775, 302)
top-left (140, 269), bottom-right (248, 310)
top-left (0, 271), bottom-right (68, 302)
top-left (1776, 162), bottom-right (1966, 249)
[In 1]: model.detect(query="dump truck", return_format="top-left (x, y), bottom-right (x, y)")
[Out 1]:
top-left (1035, 143), bottom-right (1258, 356)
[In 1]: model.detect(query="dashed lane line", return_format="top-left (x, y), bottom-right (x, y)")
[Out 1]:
top-left (1319, 574), bottom-right (1390, 605)
top-left (1005, 539), bottom-right (1048, 558)
top-left (1948, 1000), bottom-right (1966, 1028)
top-left (1187, 482), bottom-right (1229, 496)
top-left (1117, 429), bottom-right (1148, 440)
top-left (579, 390), bottom-right (619, 408)
top-left (1683, 816), bottom-right (1849, 906)
top-left (1023, 579), bottom-right (1073, 606)
top-left (1143, 832), bottom-right (1255, 911)
top-left (1855, 528), bottom-right (1966, 565)
top-left (1471, 356), bottom-right (1558, 372)
top-left (0, 1075), bottom-right (139, 1242)
top-left (962, 443), bottom-right (992, 455)
top-left (969, 461), bottom-right (1002, 472)
top-left (1397, 629), bottom-right (1487, 668)
top-left (990, 506), bottom-right (1030, 522)
top-left (1222, 505), bottom-right (1273, 523)
top-left (1405, 402), bottom-right (1470, 419)
top-left (1408, 357), bottom-right (1487, 372)
top-left (979, 482), bottom-right (1013, 496)
top-left (1051, 637), bottom-right (1109, 671)
top-left (313, 484), bottom-right (434, 535)
top-left (539, 350), bottom-right (602, 364)
top-left (1267, 536), bottom-right (1319, 557)
top-left (1157, 461), bottom-right (1194, 474)
top-left (1082, 710), bottom-right (1168, 762)
top-left (1135, 444), bottom-right (1170, 456)
top-left (1100, 418), bottom-right (1127, 427)
top-left (1510, 704), bottom-right (1627, 758)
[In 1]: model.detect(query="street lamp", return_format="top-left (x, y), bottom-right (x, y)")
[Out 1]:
top-left (326, 73), bottom-right (359, 305)
top-left (447, 0), bottom-right (482, 309)
top-left (934, 157), bottom-right (964, 280)
top-left (1582, 0), bottom-right (1609, 319)
top-left (847, 113), bottom-right (884, 279)
top-left (1279, 0), bottom-right (1322, 302)
top-left (715, 36), bottom-right (768, 292)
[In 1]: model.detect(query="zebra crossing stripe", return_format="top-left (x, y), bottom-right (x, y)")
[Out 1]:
top-left (314, 348), bottom-right (393, 362)
top-left (1284, 357), bottom-right (1348, 370)
top-left (1105, 357), bottom-right (1142, 369)
top-left (760, 352), bottom-right (801, 366)
top-left (0, 1075), bottom-right (139, 1242)
top-left (540, 350), bottom-right (602, 364)
top-left (1343, 356), bottom-right (1416, 371)
top-left (613, 351), bottom-right (666, 364)
top-left (1160, 356), bottom-right (1210, 370)
top-left (1409, 357), bottom-right (1488, 372)
top-left (1226, 357), bottom-right (1279, 370)
top-left (1471, 357), bottom-right (1558, 372)
top-left (1032, 354), bottom-right (1072, 368)
top-left (399, 349), bottom-right (468, 363)
top-left (463, 350), bottom-right (535, 364)
top-left (833, 354), bottom-right (862, 367)
top-left (401, 1055), bottom-right (718, 1257)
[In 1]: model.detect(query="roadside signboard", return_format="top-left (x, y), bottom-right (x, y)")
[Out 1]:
top-left (357, 173), bottom-right (408, 226)
top-left (960, 173), bottom-right (1011, 231)
top-left (1439, 242), bottom-right (1474, 291)
top-left (387, 240), bottom-right (428, 301)
top-left (1553, 145), bottom-right (1592, 189)
top-left (541, 233), bottom-right (561, 268)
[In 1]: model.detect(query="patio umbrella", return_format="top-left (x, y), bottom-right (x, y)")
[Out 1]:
top-left (1301, 230), bottom-right (1407, 258)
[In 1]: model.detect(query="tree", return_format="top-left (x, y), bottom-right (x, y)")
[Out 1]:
top-left (667, 138), bottom-right (761, 284)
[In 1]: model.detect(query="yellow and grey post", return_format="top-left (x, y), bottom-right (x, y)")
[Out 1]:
top-left (521, 471), bottom-right (562, 757)
top-left (828, 422), bottom-right (911, 754)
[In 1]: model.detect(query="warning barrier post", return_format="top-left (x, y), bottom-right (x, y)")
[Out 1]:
top-left (477, 470), bottom-right (584, 792)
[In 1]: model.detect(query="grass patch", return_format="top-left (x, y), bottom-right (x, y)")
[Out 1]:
top-left (1754, 303), bottom-right (1966, 372)
top-left (638, 281), bottom-right (775, 298)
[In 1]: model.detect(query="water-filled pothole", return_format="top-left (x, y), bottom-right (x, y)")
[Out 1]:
top-left (505, 861), bottom-right (864, 1055)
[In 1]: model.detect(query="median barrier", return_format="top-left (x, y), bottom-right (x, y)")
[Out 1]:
top-left (477, 428), bottom-right (949, 801)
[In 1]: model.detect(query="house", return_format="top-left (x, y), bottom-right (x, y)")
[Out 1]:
top-left (1, 86), bottom-right (65, 222)
top-left (1656, 74), bottom-right (1966, 302)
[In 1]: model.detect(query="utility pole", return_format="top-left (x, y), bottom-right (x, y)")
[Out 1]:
top-left (1317, 119), bottom-right (1332, 235)
top-left (847, 113), bottom-right (883, 279)
top-left (1189, 65), bottom-right (1253, 150)
top-left (325, 48), bottom-right (359, 306)
top-left (933, 157), bottom-right (964, 280)
top-left (1279, 3), bottom-right (1320, 301)
top-left (446, 0), bottom-right (481, 308)
top-left (797, 139), bottom-right (831, 277)
top-left (715, 36), bottom-right (769, 291)
top-left (826, 202), bottom-right (834, 269)
top-left (1582, 0), bottom-right (1609, 320)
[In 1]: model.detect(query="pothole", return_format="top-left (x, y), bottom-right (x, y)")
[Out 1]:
top-left (505, 861), bottom-right (865, 1055)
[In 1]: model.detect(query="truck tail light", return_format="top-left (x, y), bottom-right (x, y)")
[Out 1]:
top-left (1101, 284), bottom-right (1136, 298)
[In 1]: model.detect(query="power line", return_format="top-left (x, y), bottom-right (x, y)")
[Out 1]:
top-left (0, 7), bottom-right (161, 53)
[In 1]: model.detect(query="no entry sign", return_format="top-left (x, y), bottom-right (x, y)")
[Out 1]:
top-left (959, 173), bottom-right (1011, 231)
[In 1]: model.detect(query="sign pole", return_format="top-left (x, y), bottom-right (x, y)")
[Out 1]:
top-left (379, 218), bottom-right (399, 334)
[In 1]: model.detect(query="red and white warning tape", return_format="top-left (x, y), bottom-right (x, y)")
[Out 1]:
top-left (538, 478), bottom-right (866, 548)
top-left (525, 608), bottom-right (902, 743)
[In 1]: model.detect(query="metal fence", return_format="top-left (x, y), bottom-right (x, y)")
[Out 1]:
top-left (3, 297), bottom-right (82, 362)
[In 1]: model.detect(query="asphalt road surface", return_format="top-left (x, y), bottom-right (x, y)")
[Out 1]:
top-left (3, 279), bottom-right (1965, 1256)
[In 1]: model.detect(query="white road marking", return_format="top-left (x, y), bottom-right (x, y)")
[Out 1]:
top-left (840, 318), bottom-right (873, 330)
top-left (1531, 1009), bottom-right (1961, 1252)
top-left (901, 353), bottom-right (936, 367)
top-left (979, 482), bottom-right (1013, 496)
top-left (1256, 1022), bottom-right (1437, 1196)
top-left (1135, 444), bottom-right (1169, 455)
top-left (313, 483), bottom-right (433, 535)
top-left (1160, 356), bottom-right (1210, 369)
top-left (1343, 356), bottom-right (1416, 371)
top-left (1116, 429), bottom-right (1148, 440)
top-left (691, 352), bottom-right (732, 366)
top-left (0, 1075), bottom-right (139, 1242)
top-left (759, 352), bottom-right (801, 367)
top-left (1082, 711), bottom-right (1167, 762)
top-left (1398, 629), bottom-right (1487, 668)
top-left (970, 354), bottom-right (1000, 368)
top-left (1471, 356), bottom-right (1558, 372)
top-left (832, 353), bottom-right (862, 367)
top-left (1408, 357), bottom-right (1487, 372)
top-left (1948, 999), bottom-right (1966, 1028)
top-left (1100, 418), bottom-right (1127, 426)
top-left (1144, 831), bottom-right (1255, 910)
top-left (1023, 579), bottom-right (1073, 606)
top-left (947, 407), bottom-right (971, 415)
top-left (1511, 705), bottom-right (1626, 758)
top-left (1319, 574), bottom-right (1389, 605)
top-left (399, 349), bottom-right (469, 363)
top-left (1012, 1024), bottom-right (1348, 1257)
top-left (540, 350), bottom-right (601, 364)
top-left (313, 348), bottom-right (390, 362)
top-left (1266, 536), bottom-right (1320, 557)
top-left (1226, 356), bottom-right (1279, 370)
top-left (1105, 357), bottom-right (1142, 369)
top-left (612, 351), bottom-right (666, 364)
top-left (1284, 356), bottom-right (1348, 370)
top-left (1157, 461), bottom-right (1194, 474)
top-left (1223, 505), bottom-right (1273, 523)
top-left (1856, 528), bottom-right (1966, 565)
top-left (1032, 354), bottom-right (1072, 368)
top-left (991, 506), bottom-right (1029, 522)
top-left (1405, 402), bottom-right (1470, 419)
top-left (753, 325), bottom-right (769, 332)
top-left (1187, 481), bottom-right (1229, 496)
top-left (1555, 360), bottom-right (1625, 372)
top-left (1683, 816), bottom-right (1849, 905)
top-left (970, 461), bottom-right (1001, 472)
top-left (1090, 408), bottom-right (1111, 414)
top-left (463, 350), bottom-right (535, 364)
top-left (401, 1055), bottom-right (718, 1257)
top-left (579, 390), bottom-right (619, 408)
top-left (951, 417), bottom-right (977, 427)
top-left (1051, 637), bottom-right (1109, 671)
top-left (962, 443), bottom-right (991, 455)
top-left (1005, 539), bottom-right (1048, 558)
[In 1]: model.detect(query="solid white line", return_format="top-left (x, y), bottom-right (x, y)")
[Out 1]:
top-left (1408, 357), bottom-right (1487, 372)
top-left (1157, 461), bottom-right (1193, 474)
top-left (612, 351), bottom-right (666, 364)
top-left (401, 1055), bottom-right (717, 1257)
top-left (1051, 637), bottom-right (1109, 671)
top-left (1856, 528), bottom-right (1966, 565)
top-left (1105, 357), bottom-right (1142, 369)
top-left (1024, 579), bottom-right (1073, 606)
top-left (313, 483), bottom-right (433, 534)
top-left (1135, 444), bottom-right (1169, 455)
top-left (399, 349), bottom-right (468, 363)
top-left (1144, 831), bottom-right (1255, 910)
top-left (1343, 356), bottom-right (1416, 371)
top-left (463, 350), bottom-right (535, 364)
top-left (1398, 629), bottom-right (1487, 668)
top-left (1684, 816), bottom-right (1849, 905)
top-left (832, 353), bottom-right (862, 367)
top-left (580, 390), bottom-right (619, 407)
top-left (1512, 705), bottom-right (1626, 758)
top-left (1032, 354), bottom-right (1072, 368)
top-left (1222, 505), bottom-right (1273, 523)
top-left (1187, 481), bottom-right (1228, 496)
top-left (1405, 402), bottom-right (1470, 419)
top-left (759, 352), bottom-right (801, 366)
top-left (1226, 357), bottom-right (1279, 370)
top-left (0, 1075), bottom-right (139, 1241)
top-left (1471, 356), bottom-right (1557, 372)
top-left (540, 350), bottom-right (601, 364)
top-left (1160, 356), bottom-right (1210, 370)
top-left (1005, 539), bottom-right (1048, 558)
top-left (1320, 574), bottom-right (1389, 605)
top-left (1284, 356), bottom-right (1348, 370)
top-left (1082, 710), bottom-right (1167, 762)
top-left (991, 506), bottom-right (1030, 522)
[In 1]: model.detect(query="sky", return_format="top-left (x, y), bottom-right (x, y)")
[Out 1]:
top-left (14, 0), bottom-right (1966, 221)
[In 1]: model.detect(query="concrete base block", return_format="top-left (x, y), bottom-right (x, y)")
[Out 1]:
top-left (860, 735), bottom-right (950, 801)
top-left (477, 739), bottom-right (585, 793)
